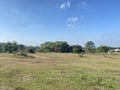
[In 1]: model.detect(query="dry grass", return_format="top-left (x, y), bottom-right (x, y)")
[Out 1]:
top-left (0, 53), bottom-right (120, 90)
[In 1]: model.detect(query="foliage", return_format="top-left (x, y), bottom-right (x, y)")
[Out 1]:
top-left (70, 45), bottom-right (84, 53)
top-left (17, 44), bottom-right (26, 53)
top-left (26, 46), bottom-right (36, 53)
top-left (0, 42), bottom-right (37, 54)
top-left (85, 41), bottom-right (95, 53)
top-left (0, 44), bottom-right (3, 53)
top-left (2, 41), bottom-right (18, 53)
top-left (0, 41), bottom-right (119, 54)
top-left (97, 45), bottom-right (110, 53)
top-left (39, 41), bottom-right (70, 53)
top-left (39, 42), bottom-right (55, 53)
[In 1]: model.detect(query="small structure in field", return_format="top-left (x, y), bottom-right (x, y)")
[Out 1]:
top-left (108, 49), bottom-right (120, 53)
top-left (114, 49), bottom-right (120, 52)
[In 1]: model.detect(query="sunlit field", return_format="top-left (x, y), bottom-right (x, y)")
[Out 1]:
top-left (0, 53), bottom-right (120, 90)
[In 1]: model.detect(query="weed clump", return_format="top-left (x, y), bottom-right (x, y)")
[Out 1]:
top-left (14, 53), bottom-right (35, 58)
top-left (79, 53), bottom-right (84, 57)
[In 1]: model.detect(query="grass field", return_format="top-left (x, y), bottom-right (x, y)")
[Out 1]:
top-left (0, 53), bottom-right (120, 90)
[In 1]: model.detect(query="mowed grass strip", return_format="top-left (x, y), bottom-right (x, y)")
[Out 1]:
top-left (0, 53), bottom-right (120, 90)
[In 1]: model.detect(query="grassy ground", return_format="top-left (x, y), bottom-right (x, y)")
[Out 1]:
top-left (0, 53), bottom-right (120, 90)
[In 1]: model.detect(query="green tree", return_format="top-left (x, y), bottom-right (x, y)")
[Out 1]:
top-left (39, 42), bottom-right (54, 53)
top-left (17, 44), bottom-right (26, 53)
top-left (26, 46), bottom-right (36, 53)
top-left (70, 45), bottom-right (84, 53)
top-left (97, 45), bottom-right (110, 53)
top-left (85, 41), bottom-right (95, 53)
top-left (39, 41), bottom-right (70, 53)
top-left (0, 43), bottom-right (3, 53)
top-left (54, 41), bottom-right (70, 53)
top-left (2, 41), bottom-right (18, 53)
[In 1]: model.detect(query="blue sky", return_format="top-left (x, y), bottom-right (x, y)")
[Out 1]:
top-left (0, 0), bottom-right (120, 47)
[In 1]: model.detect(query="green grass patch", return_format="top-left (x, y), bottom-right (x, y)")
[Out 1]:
top-left (0, 53), bottom-right (120, 90)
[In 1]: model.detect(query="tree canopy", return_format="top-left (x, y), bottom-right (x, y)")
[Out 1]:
top-left (0, 41), bottom-right (118, 54)
top-left (96, 45), bottom-right (110, 53)
top-left (85, 41), bottom-right (95, 53)
top-left (39, 41), bottom-right (70, 53)
top-left (70, 45), bottom-right (84, 53)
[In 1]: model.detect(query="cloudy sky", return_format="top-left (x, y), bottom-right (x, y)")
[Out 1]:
top-left (0, 0), bottom-right (120, 47)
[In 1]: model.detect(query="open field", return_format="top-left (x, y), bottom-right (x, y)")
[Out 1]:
top-left (0, 53), bottom-right (120, 90)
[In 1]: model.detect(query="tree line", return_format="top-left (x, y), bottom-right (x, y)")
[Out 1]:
top-left (0, 41), bottom-right (118, 54)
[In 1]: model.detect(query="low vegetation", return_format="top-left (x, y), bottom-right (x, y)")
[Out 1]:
top-left (0, 53), bottom-right (120, 90)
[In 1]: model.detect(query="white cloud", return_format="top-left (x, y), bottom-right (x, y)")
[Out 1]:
top-left (67, 23), bottom-right (75, 28)
top-left (66, 16), bottom-right (84, 29)
top-left (67, 17), bottom-right (78, 22)
top-left (60, 2), bottom-right (66, 9)
top-left (66, 1), bottom-right (71, 8)
top-left (59, 0), bottom-right (71, 9)
top-left (77, 1), bottom-right (87, 8)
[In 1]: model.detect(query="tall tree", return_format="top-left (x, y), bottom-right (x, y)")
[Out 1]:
top-left (85, 41), bottom-right (95, 53)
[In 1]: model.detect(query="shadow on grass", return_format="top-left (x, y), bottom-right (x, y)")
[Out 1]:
top-left (13, 53), bottom-right (35, 59)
